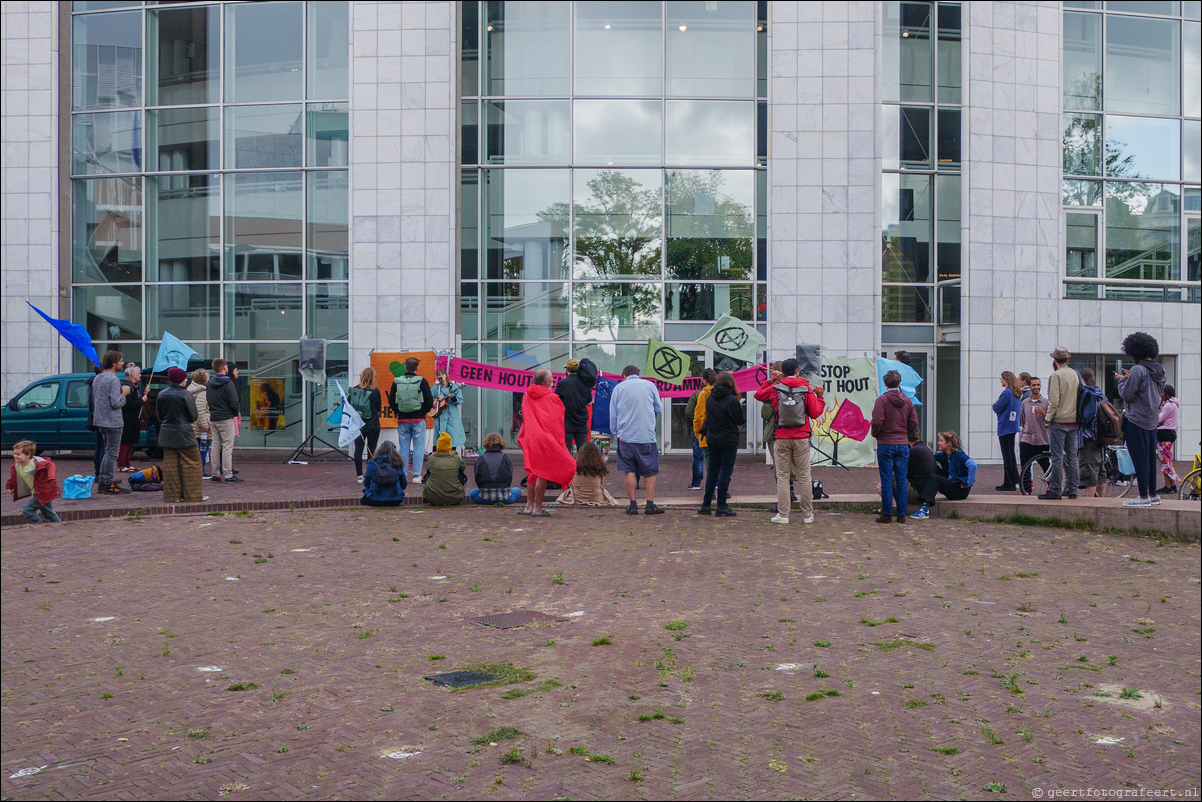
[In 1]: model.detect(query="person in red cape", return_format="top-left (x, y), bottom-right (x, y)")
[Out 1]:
top-left (517, 368), bottom-right (577, 516)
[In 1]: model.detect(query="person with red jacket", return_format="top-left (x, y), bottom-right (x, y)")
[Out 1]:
top-left (871, 370), bottom-right (921, 523)
top-left (7, 440), bottom-right (62, 523)
top-left (516, 368), bottom-right (578, 516)
top-left (754, 358), bottom-right (825, 525)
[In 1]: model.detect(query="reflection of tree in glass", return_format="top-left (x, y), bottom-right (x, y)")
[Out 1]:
top-left (666, 170), bottom-right (753, 281)
top-left (571, 282), bottom-right (660, 341)
top-left (539, 171), bottom-right (661, 278)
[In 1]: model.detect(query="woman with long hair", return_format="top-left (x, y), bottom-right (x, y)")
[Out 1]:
top-left (698, 371), bottom-right (745, 517)
top-left (1157, 384), bottom-right (1180, 495)
top-left (349, 366), bottom-right (382, 482)
top-left (361, 439), bottom-right (406, 507)
top-left (431, 368), bottom-right (466, 455)
top-left (557, 441), bottom-right (619, 507)
top-left (1117, 332), bottom-right (1167, 506)
top-left (992, 370), bottom-right (1023, 491)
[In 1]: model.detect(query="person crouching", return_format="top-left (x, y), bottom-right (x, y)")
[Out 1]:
top-left (7, 440), bottom-right (61, 523)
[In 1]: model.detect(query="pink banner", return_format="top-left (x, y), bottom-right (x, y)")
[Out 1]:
top-left (435, 356), bottom-right (770, 399)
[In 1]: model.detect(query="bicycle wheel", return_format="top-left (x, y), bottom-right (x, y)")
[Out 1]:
top-left (1018, 456), bottom-right (1050, 497)
top-left (1108, 472), bottom-right (1134, 499)
top-left (1180, 469), bottom-right (1202, 501)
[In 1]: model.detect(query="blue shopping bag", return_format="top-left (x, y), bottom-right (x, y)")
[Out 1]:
top-left (63, 475), bottom-right (94, 499)
top-left (1114, 447), bottom-right (1134, 477)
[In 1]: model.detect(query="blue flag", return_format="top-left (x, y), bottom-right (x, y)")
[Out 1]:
top-left (877, 357), bottom-right (923, 406)
top-left (27, 302), bottom-right (100, 367)
top-left (152, 331), bottom-right (199, 373)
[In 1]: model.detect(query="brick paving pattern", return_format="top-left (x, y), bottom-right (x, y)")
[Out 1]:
top-left (2, 506), bottom-right (1199, 800)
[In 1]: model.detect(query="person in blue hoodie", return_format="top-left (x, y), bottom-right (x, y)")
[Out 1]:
top-left (991, 371), bottom-right (1023, 491)
top-left (361, 440), bottom-right (407, 507)
top-left (912, 431), bottom-right (978, 518)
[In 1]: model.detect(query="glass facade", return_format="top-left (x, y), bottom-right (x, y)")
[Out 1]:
top-left (461, 0), bottom-right (767, 450)
top-left (1062, 1), bottom-right (1201, 301)
top-left (70, 1), bottom-right (349, 447)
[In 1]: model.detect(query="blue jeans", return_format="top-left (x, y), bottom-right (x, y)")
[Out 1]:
top-left (397, 421), bottom-right (425, 479)
top-left (24, 497), bottom-right (61, 523)
top-left (691, 437), bottom-right (706, 487)
top-left (97, 426), bottom-right (122, 486)
top-left (468, 488), bottom-right (522, 505)
top-left (702, 444), bottom-right (738, 507)
top-left (877, 444), bottom-right (910, 516)
top-left (1048, 422), bottom-right (1079, 496)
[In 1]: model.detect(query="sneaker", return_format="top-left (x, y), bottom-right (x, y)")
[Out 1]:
top-left (224, 476), bottom-right (245, 483)
top-left (100, 483), bottom-right (131, 495)
top-left (715, 506), bottom-right (737, 517)
top-left (200, 496), bottom-right (210, 501)
top-left (357, 475), bottom-right (364, 484)
top-left (1122, 497), bottom-right (1153, 507)
top-left (911, 505), bottom-right (930, 519)
top-left (802, 513), bottom-right (815, 524)
top-left (1065, 494), bottom-right (1078, 500)
top-left (626, 502), bottom-right (639, 516)
top-left (211, 475), bottom-right (223, 482)
top-left (1148, 495), bottom-right (1161, 505)
top-left (697, 506), bottom-right (713, 516)
top-left (412, 476), bottom-right (422, 485)
top-left (687, 484), bottom-right (702, 491)
top-left (1037, 491), bottom-right (1061, 500)
top-left (644, 502), bottom-right (665, 515)
top-left (770, 513), bottom-right (789, 524)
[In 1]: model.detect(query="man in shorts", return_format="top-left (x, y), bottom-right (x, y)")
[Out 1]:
top-left (609, 365), bottom-right (664, 515)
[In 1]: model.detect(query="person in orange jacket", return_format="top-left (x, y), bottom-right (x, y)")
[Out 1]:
top-left (7, 440), bottom-right (62, 523)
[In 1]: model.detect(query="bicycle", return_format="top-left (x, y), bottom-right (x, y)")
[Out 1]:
top-left (1178, 446), bottom-right (1200, 501)
top-left (1018, 444), bottom-right (1133, 498)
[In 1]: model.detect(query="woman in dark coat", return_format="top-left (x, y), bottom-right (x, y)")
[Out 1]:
top-left (117, 364), bottom-right (147, 471)
top-left (698, 371), bottom-right (745, 517)
top-left (156, 367), bottom-right (206, 503)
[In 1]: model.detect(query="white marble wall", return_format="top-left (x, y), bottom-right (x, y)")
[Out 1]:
top-left (1, 1), bottom-right (61, 402)
top-left (766, 1), bottom-right (879, 362)
top-left (349, 0), bottom-right (457, 372)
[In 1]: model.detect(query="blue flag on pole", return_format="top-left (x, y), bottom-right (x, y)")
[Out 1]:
top-left (152, 331), bottom-right (199, 373)
top-left (27, 302), bottom-right (100, 367)
top-left (877, 357), bottom-right (923, 406)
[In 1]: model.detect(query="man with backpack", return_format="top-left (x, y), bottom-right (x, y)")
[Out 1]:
top-left (1037, 347), bottom-right (1080, 500)
top-left (554, 358), bottom-right (597, 454)
top-left (754, 358), bottom-right (825, 525)
top-left (1076, 368), bottom-right (1111, 498)
top-left (387, 357), bottom-right (434, 485)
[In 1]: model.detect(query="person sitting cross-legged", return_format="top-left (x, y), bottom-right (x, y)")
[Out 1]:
top-left (468, 433), bottom-right (522, 505)
top-left (361, 440), bottom-right (408, 507)
top-left (423, 433), bottom-right (467, 506)
top-left (558, 441), bottom-right (620, 507)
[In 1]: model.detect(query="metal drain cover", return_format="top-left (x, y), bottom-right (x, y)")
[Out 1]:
top-left (467, 610), bottom-right (565, 629)
top-left (424, 670), bottom-right (500, 688)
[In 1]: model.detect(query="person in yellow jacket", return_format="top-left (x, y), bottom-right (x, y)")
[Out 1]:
top-left (693, 383), bottom-right (714, 449)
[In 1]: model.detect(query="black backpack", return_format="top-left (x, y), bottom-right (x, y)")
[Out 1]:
top-left (374, 459), bottom-right (398, 487)
top-left (812, 480), bottom-right (828, 500)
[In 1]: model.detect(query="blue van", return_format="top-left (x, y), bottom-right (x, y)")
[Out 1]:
top-left (1, 373), bottom-right (156, 454)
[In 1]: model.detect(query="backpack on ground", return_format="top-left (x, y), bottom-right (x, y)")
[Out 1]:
top-left (812, 480), bottom-right (827, 500)
top-left (374, 459), bottom-right (398, 488)
top-left (774, 382), bottom-right (810, 429)
top-left (1093, 400), bottom-right (1124, 445)
top-left (348, 386), bottom-right (374, 420)
top-left (393, 375), bottom-right (423, 412)
top-left (128, 465), bottom-right (162, 486)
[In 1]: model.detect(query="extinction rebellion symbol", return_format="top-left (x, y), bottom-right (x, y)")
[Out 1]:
top-left (714, 326), bottom-right (749, 352)
top-left (651, 346), bottom-right (684, 380)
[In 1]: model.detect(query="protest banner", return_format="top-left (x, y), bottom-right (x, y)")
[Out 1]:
top-left (810, 356), bottom-right (878, 468)
top-left (369, 350), bottom-right (437, 429)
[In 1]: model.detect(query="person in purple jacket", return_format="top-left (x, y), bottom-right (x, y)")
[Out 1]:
top-left (992, 371), bottom-right (1023, 491)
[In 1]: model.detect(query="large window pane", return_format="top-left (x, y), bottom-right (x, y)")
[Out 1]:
top-left (1066, 213), bottom-right (1099, 281)
top-left (1064, 179), bottom-right (1104, 206)
top-left (666, 100), bottom-right (756, 166)
top-left (1185, 120), bottom-right (1201, 184)
top-left (574, 100), bottom-right (662, 166)
top-left (1063, 112), bottom-right (1102, 176)
top-left (1106, 1), bottom-right (1177, 15)
top-left (149, 106), bottom-right (219, 172)
top-left (573, 169), bottom-right (662, 279)
top-left (1106, 183), bottom-right (1181, 281)
top-left (479, 342), bottom-right (570, 442)
top-left (225, 172), bottom-right (303, 280)
top-left (666, 169), bottom-right (754, 280)
top-left (147, 173), bottom-right (220, 282)
top-left (308, 1), bottom-right (349, 100)
top-left (484, 100), bottom-right (569, 164)
top-left (226, 104), bottom-right (304, 169)
top-left (72, 111), bottom-right (141, 175)
top-left (147, 6), bottom-right (218, 106)
top-left (1106, 15), bottom-right (1180, 116)
top-left (883, 2), bottom-right (933, 103)
top-left (73, 10), bottom-right (142, 110)
top-left (574, 0), bottom-right (663, 96)
top-left (461, 281), bottom-right (479, 339)
top-left (306, 283), bottom-right (349, 339)
top-left (937, 108), bottom-right (960, 169)
top-left (307, 171), bottom-right (348, 280)
top-left (483, 168), bottom-right (569, 280)
top-left (882, 173), bottom-right (932, 283)
top-left (665, 0), bottom-right (755, 97)
top-left (571, 342), bottom-right (650, 375)
top-left (226, 1), bottom-right (303, 103)
top-left (1187, 22), bottom-right (1201, 118)
top-left (462, 170), bottom-right (479, 280)
top-left (307, 103), bottom-right (348, 167)
top-left (146, 285), bottom-right (219, 341)
top-left (936, 175), bottom-right (960, 281)
top-left (938, 283), bottom-right (960, 326)
top-left (882, 286), bottom-right (932, 323)
top-left (462, 0), bottom-right (479, 96)
top-left (224, 342), bottom-right (302, 449)
top-left (483, 1), bottom-right (570, 96)
top-left (1063, 11), bottom-right (1102, 110)
top-left (666, 283), bottom-right (754, 321)
top-left (73, 285), bottom-right (142, 341)
top-left (883, 106), bottom-right (931, 171)
top-left (572, 282), bottom-right (663, 341)
top-left (225, 283), bottom-right (303, 340)
top-left (1106, 115), bottom-right (1181, 181)
top-left (462, 101), bottom-right (479, 166)
top-left (483, 282), bottom-right (570, 340)
top-left (936, 3), bottom-right (961, 104)
top-left (72, 177), bottom-right (143, 283)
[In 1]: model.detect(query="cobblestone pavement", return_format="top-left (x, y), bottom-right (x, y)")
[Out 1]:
top-left (2, 506), bottom-right (1199, 800)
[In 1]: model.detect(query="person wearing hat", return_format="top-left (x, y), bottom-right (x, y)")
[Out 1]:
top-left (156, 366), bottom-right (208, 503)
top-left (554, 357), bottom-right (596, 453)
top-left (422, 432), bottom-right (467, 506)
top-left (1036, 346), bottom-right (1080, 500)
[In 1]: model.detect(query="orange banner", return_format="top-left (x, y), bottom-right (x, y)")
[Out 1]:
top-left (368, 350), bottom-right (437, 429)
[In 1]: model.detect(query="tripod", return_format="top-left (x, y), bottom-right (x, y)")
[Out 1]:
top-left (809, 436), bottom-right (853, 471)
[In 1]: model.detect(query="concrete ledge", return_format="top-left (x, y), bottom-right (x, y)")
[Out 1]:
top-left (933, 497), bottom-right (1200, 542)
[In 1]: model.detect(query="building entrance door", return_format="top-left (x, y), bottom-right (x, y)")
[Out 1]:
top-left (664, 347), bottom-right (752, 454)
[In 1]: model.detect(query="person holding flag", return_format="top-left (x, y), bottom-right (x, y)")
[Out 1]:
top-left (754, 358), bottom-right (825, 525)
